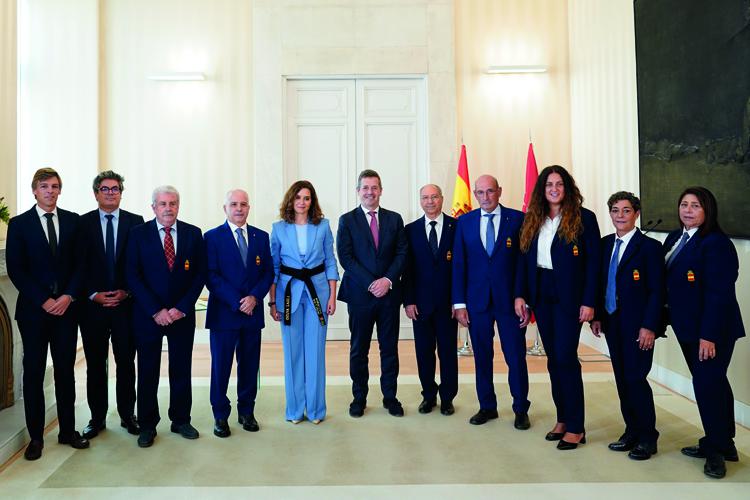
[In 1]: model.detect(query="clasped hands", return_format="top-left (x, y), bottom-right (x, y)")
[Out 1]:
top-left (93, 289), bottom-right (129, 307)
top-left (153, 307), bottom-right (186, 326)
top-left (42, 295), bottom-right (73, 316)
top-left (368, 277), bottom-right (391, 298)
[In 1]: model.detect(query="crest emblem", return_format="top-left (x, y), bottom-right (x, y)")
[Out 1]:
top-left (632, 269), bottom-right (640, 281)
top-left (687, 270), bottom-right (695, 282)
top-left (572, 245), bottom-right (579, 257)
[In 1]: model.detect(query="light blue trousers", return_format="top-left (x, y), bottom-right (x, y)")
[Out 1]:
top-left (281, 290), bottom-right (328, 421)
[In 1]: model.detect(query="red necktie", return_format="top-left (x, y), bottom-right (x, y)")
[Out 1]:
top-left (164, 226), bottom-right (175, 271)
top-left (369, 211), bottom-right (379, 249)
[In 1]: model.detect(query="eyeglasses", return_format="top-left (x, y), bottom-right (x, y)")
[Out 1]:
top-left (420, 195), bottom-right (442, 201)
top-left (99, 186), bottom-right (121, 194)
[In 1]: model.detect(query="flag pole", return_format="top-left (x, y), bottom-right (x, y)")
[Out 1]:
top-left (452, 143), bottom-right (473, 357)
top-left (523, 140), bottom-right (545, 356)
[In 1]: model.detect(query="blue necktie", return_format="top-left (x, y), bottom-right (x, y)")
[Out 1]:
top-left (484, 214), bottom-right (495, 256)
top-left (605, 238), bottom-right (623, 314)
top-left (666, 232), bottom-right (690, 268)
top-left (236, 227), bottom-right (248, 267)
top-left (105, 214), bottom-right (115, 289)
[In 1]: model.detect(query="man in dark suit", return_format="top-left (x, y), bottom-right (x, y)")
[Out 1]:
top-left (204, 189), bottom-right (273, 437)
top-left (591, 191), bottom-right (663, 461)
top-left (403, 184), bottom-right (458, 415)
top-left (337, 169), bottom-right (408, 417)
top-left (78, 171), bottom-right (144, 440)
top-left (452, 174), bottom-right (530, 429)
top-left (6, 167), bottom-right (89, 460)
top-left (126, 185), bottom-right (206, 448)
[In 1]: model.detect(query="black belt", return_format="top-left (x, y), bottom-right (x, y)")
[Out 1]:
top-left (279, 263), bottom-right (327, 326)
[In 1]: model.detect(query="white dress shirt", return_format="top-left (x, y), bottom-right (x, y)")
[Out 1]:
top-left (424, 212), bottom-right (444, 244)
top-left (664, 226), bottom-right (698, 262)
top-left (156, 220), bottom-right (178, 252)
top-left (227, 220), bottom-right (248, 250)
top-left (609, 227), bottom-right (637, 264)
top-left (35, 205), bottom-right (59, 244)
top-left (479, 206), bottom-right (502, 250)
top-left (99, 208), bottom-right (121, 249)
top-left (361, 205), bottom-right (380, 227)
top-left (536, 214), bottom-right (562, 269)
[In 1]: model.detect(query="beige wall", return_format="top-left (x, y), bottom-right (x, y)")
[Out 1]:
top-left (454, 0), bottom-right (571, 208)
top-left (0, 0), bottom-right (16, 241)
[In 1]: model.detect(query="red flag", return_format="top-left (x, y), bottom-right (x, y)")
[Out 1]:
top-left (523, 143), bottom-right (539, 213)
top-left (451, 145), bottom-right (472, 218)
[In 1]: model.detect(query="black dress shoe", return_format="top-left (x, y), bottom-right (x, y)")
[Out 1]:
top-left (681, 444), bottom-right (739, 462)
top-left (138, 429), bottom-right (157, 448)
top-left (238, 413), bottom-right (260, 432)
top-left (608, 438), bottom-right (637, 452)
top-left (704, 453), bottom-right (726, 479)
top-left (170, 422), bottom-right (200, 439)
top-left (418, 398), bottom-right (437, 414)
top-left (213, 419), bottom-right (230, 438)
top-left (514, 412), bottom-right (530, 430)
top-left (120, 415), bottom-right (140, 435)
top-left (469, 409), bottom-right (498, 425)
top-left (628, 443), bottom-right (657, 461)
top-left (349, 401), bottom-right (365, 418)
top-left (58, 431), bottom-right (90, 449)
top-left (384, 400), bottom-right (404, 417)
top-left (545, 431), bottom-right (564, 441)
top-left (24, 440), bottom-right (44, 461)
top-left (557, 433), bottom-right (586, 450)
top-left (82, 420), bottom-right (106, 440)
top-left (440, 402), bottom-right (455, 416)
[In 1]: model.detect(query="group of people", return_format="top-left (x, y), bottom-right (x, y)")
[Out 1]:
top-left (5, 165), bottom-right (743, 480)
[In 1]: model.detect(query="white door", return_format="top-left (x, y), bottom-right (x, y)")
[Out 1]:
top-left (285, 77), bottom-right (428, 340)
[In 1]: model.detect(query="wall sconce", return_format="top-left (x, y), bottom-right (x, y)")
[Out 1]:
top-left (485, 65), bottom-right (547, 74)
top-left (147, 72), bottom-right (206, 81)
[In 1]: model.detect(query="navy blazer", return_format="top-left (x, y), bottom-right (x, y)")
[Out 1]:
top-left (403, 213), bottom-right (456, 314)
top-left (663, 229), bottom-right (745, 344)
top-left (516, 207), bottom-right (601, 312)
top-left (126, 219), bottom-right (206, 337)
top-left (336, 206), bottom-right (407, 306)
top-left (6, 206), bottom-right (81, 322)
top-left (451, 205), bottom-right (524, 314)
top-left (596, 229), bottom-right (664, 337)
top-left (204, 221), bottom-right (274, 330)
top-left (78, 208), bottom-right (145, 298)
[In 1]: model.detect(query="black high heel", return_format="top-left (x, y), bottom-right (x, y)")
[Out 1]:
top-left (557, 432), bottom-right (586, 450)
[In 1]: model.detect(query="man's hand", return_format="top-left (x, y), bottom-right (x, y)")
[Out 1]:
top-left (514, 298), bottom-right (531, 328)
top-left (93, 290), bottom-right (128, 307)
top-left (405, 304), bottom-right (419, 320)
top-left (637, 328), bottom-right (655, 350)
top-left (153, 308), bottom-right (173, 326)
top-left (368, 278), bottom-right (391, 298)
top-left (698, 338), bottom-right (716, 361)
top-left (591, 321), bottom-right (603, 338)
top-left (44, 295), bottom-right (73, 316)
top-left (455, 307), bottom-right (469, 328)
top-left (239, 295), bottom-right (257, 316)
top-left (579, 305), bottom-right (594, 323)
top-left (167, 308), bottom-right (185, 322)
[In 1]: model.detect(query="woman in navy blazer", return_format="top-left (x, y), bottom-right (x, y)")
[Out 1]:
top-left (663, 187), bottom-right (745, 479)
top-left (270, 181), bottom-right (339, 424)
top-left (515, 165), bottom-right (600, 450)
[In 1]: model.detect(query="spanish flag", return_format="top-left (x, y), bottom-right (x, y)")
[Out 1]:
top-left (451, 144), bottom-right (472, 218)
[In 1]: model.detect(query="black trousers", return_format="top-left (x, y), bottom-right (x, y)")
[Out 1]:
top-left (412, 307), bottom-right (458, 403)
top-left (18, 312), bottom-right (78, 441)
top-left (80, 302), bottom-right (137, 423)
top-left (348, 301), bottom-right (400, 404)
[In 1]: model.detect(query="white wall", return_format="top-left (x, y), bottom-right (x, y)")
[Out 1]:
top-left (0, 0), bottom-right (16, 241)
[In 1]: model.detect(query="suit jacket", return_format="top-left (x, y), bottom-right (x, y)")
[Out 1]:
top-left (596, 229), bottom-right (664, 337)
top-left (663, 229), bottom-right (745, 343)
top-left (126, 219), bottom-right (206, 337)
top-left (336, 206), bottom-right (407, 306)
top-left (403, 213), bottom-right (456, 315)
top-left (451, 206), bottom-right (524, 314)
top-left (516, 207), bottom-right (601, 312)
top-left (6, 205), bottom-right (81, 323)
top-left (270, 218), bottom-right (339, 313)
top-left (204, 221), bottom-right (274, 330)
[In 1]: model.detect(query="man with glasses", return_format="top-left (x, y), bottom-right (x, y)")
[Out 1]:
top-left (77, 171), bottom-right (144, 440)
top-left (452, 175), bottom-right (531, 430)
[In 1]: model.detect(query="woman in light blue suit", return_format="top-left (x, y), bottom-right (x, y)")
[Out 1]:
top-left (270, 180), bottom-right (339, 424)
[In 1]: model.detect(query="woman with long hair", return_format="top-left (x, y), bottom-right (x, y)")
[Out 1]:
top-left (663, 187), bottom-right (744, 479)
top-left (514, 165), bottom-right (600, 450)
top-left (270, 180), bottom-right (339, 424)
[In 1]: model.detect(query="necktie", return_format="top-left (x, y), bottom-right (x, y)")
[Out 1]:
top-left (666, 232), bottom-right (690, 268)
top-left (605, 238), bottom-right (623, 314)
top-left (236, 227), bottom-right (248, 267)
top-left (428, 220), bottom-right (439, 257)
top-left (484, 213), bottom-right (495, 256)
top-left (163, 226), bottom-right (175, 271)
top-left (44, 213), bottom-right (57, 257)
top-left (369, 211), bottom-right (379, 249)
top-left (105, 214), bottom-right (115, 289)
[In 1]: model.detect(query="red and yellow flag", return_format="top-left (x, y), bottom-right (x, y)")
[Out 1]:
top-left (451, 144), bottom-right (472, 218)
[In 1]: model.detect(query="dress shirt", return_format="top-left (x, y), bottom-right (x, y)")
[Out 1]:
top-left (423, 212), bottom-right (444, 244)
top-left (99, 208), bottom-right (120, 249)
top-left (664, 226), bottom-right (698, 263)
top-left (479, 206), bottom-right (502, 250)
top-left (536, 214), bottom-right (562, 269)
top-left (156, 220), bottom-right (178, 252)
top-left (609, 227), bottom-right (637, 263)
top-left (227, 220), bottom-right (248, 249)
top-left (361, 205), bottom-right (379, 227)
top-left (35, 205), bottom-right (60, 244)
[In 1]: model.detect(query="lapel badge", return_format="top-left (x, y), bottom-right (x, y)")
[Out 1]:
top-left (256, 255), bottom-right (261, 266)
top-left (506, 237), bottom-right (512, 248)
top-left (446, 250), bottom-right (452, 261)
top-left (632, 269), bottom-right (640, 281)
top-left (687, 270), bottom-right (695, 282)
top-left (184, 259), bottom-right (190, 271)
top-left (572, 245), bottom-right (579, 256)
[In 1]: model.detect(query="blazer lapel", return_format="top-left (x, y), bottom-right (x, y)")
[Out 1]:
top-left (306, 222), bottom-right (318, 259)
top-left (617, 230), bottom-right (641, 272)
top-left (115, 213), bottom-right (128, 261)
top-left (356, 208), bottom-right (377, 253)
